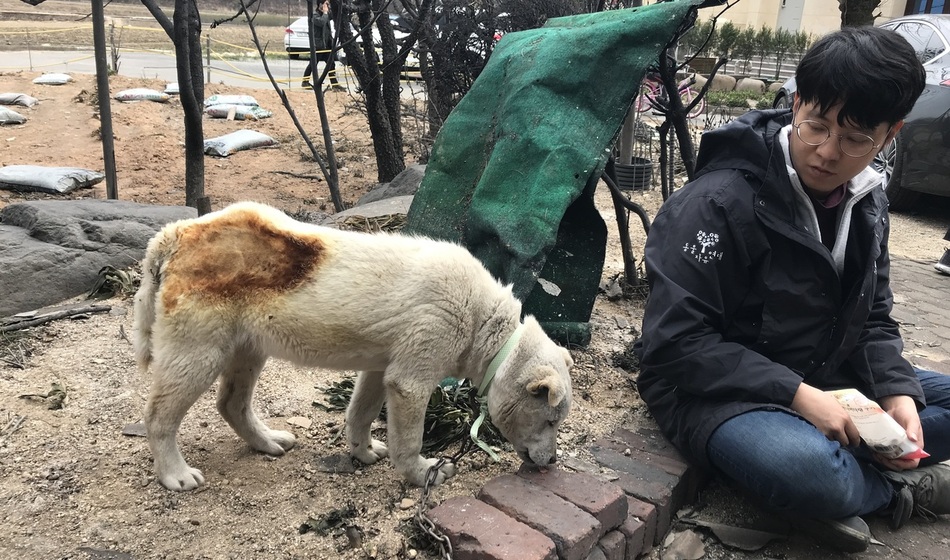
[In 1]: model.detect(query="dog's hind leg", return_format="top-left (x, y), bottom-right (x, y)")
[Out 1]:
top-left (346, 371), bottom-right (389, 465)
top-left (146, 346), bottom-right (225, 492)
top-left (216, 345), bottom-right (295, 456)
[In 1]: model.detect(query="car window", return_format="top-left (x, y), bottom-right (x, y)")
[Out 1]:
top-left (891, 21), bottom-right (948, 65)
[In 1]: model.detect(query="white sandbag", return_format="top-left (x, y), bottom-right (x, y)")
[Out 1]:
top-left (0, 93), bottom-right (39, 107)
top-left (164, 83), bottom-right (180, 95)
top-left (203, 94), bottom-right (259, 108)
top-left (0, 107), bottom-right (26, 125)
top-left (114, 88), bottom-right (171, 103)
top-left (204, 130), bottom-right (278, 157)
top-left (32, 73), bottom-right (73, 85)
top-left (204, 104), bottom-right (273, 120)
top-left (0, 165), bottom-right (105, 194)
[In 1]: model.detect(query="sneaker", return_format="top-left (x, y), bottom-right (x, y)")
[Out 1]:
top-left (936, 249), bottom-right (950, 276)
top-left (793, 515), bottom-right (870, 553)
top-left (883, 464), bottom-right (950, 529)
top-left (885, 485), bottom-right (914, 530)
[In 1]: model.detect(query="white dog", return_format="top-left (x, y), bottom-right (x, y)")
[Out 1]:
top-left (133, 201), bottom-right (573, 491)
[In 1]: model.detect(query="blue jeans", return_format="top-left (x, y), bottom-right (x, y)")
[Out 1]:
top-left (707, 369), bottom-right (950, 519)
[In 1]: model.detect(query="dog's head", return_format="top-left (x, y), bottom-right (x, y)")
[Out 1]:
top-left (487, 316), bottom-right (573, 467)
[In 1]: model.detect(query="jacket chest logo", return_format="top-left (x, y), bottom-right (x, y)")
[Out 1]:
top-left (684, 230), bottom-right (724, 264)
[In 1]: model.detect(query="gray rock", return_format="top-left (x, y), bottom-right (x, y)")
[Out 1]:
top-left (0, 199), bottom-right (196, 317)
top-left (323, 195), bottom-right (413, 226)
top-left (355, 163), bottom-right (426, 205)
top-left (735, 78), bottom-right (766, 93)
top-left (708, 73), bottom-right (737, 92)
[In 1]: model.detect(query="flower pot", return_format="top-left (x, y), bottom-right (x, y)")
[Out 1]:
top-left (615, 157), bottom-right (653, 191)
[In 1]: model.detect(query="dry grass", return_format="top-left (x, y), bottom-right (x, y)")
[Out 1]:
top-left (0, 0), bottom-right (295, 57)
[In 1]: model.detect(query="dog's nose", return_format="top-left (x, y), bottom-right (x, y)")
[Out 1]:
top-left (547, 455), bottom-right (556, 465)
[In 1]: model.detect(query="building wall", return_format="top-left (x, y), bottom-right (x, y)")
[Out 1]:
top-left (688, 0), bottom-right (909, 36)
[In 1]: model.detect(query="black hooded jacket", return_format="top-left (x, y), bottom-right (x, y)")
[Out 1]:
top-left (634, 109), bottom-right (923, 470)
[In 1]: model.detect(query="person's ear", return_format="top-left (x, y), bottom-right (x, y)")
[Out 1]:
top-left (881, 120), bottom-right (904, 150)
top-left (887, 120), bottom-right (904, 141)
top-left (792, 92), bottom-right (800, 114)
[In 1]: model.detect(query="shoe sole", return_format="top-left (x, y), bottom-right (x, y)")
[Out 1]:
top-left (794, 517), bottom-right (870, 553)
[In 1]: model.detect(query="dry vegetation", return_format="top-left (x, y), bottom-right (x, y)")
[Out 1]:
top-left (0, 0), bottom-right (296, 55)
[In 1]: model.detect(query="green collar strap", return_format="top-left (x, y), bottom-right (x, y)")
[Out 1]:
top-left (471, 323), bottom-right (525, 461)
top-left (479, 322), bottom-right (526, 397)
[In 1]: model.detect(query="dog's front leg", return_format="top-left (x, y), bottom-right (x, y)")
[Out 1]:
top-left (346, 371), bottom-right (389, 465)
top-left (384, 378), bottom-right (457, 487)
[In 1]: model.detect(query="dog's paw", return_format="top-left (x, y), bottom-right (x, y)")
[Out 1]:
top-left (407, 457), bottom-right (456, 487)
top-left (255, 430), bottom-right (296, 455)
top-left (351, 439), bottom-right (388, 465)
top-left (158, 466), bottom-right (205, 492)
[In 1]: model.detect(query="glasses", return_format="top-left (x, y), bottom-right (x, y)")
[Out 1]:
top-left (793, 120), bottom-right (884, 158)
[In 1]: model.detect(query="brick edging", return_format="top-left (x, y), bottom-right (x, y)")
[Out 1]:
top-left (429, 423), bottom-right (702, 560)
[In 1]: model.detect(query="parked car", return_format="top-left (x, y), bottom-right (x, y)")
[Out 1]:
top-left (284, 14), bottom-right (412, 63)
top-left (772, 14), bottom-right (950, 210)
top-left (283, 17), bottom-right (307, 59)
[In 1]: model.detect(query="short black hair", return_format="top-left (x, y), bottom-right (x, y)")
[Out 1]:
top-left (795, 26), bottom-right (925, 130)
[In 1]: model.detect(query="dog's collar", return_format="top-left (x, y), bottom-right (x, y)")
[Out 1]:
top-left (479, 322), bottom-right (525, 397)
top-left (471, 322), bottom-right (525, 463)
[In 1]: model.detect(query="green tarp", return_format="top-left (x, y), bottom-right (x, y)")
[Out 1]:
top-left (404, 1), bottom-right (704, 346)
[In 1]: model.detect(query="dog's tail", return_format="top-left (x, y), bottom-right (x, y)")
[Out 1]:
top-left (132, 222), bottom-right (181, 374)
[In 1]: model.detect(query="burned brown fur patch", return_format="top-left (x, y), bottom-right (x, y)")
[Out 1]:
top-left (161, 209), bottom-right (325, 311)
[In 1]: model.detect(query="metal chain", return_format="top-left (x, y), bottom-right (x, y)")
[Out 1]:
top-left (413, 439), bottom-right (476, 560)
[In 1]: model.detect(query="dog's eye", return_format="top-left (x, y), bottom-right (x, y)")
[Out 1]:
top-left (547, 420), bottom-right (556, 427)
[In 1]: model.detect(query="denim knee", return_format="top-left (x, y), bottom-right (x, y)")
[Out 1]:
top-left (708, 410), bottom-right (870, 518)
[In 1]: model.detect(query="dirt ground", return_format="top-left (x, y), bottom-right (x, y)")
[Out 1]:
top-left (0, 69), bottom-right (655, 560)
top-left (1, 41), bottom-right (949, 560)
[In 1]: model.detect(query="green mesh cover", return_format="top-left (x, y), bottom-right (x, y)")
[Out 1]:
top-left (404, 1), bottom-right (703, 346)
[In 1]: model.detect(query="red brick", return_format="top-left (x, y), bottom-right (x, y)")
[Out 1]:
top-left (611, 427), bottom-right (707, 503)
top-left (601, 430), bottom-right (689, 476)
top-left (517, 464), bottom-right (628, 535)
top-left (427, 496), bottom-right (557, 560)
top-left (586, 547), bottom-right (606, 560)
top-left (587, 546), bottom-right (607, 560)
top-left (623, 496), bottom-right (657, 553)
top-left (590, 445), bottom-right (675, 541)
top-left (594, 436), bottom-right (701, 510)
top-left (478, 474), bottom-right (601, 560)
top-left (618, 516), bottom-right (644, 560)
top-left (598, 530), bottom-right (626, 560)
top-left (591, 444), bottom-right (685, 503)
top-left (625, 425), bottom-right (687, 462)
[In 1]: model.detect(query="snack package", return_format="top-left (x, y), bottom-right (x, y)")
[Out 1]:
top-left (829, 388), bottom-right (930, 460)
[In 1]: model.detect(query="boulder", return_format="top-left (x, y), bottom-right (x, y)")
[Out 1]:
top-left (767, 81), bottom-right (786, 92)
top-left (356, 163), bottom-right (426, 205)
top-left (0, 200), bottom-right (195, 317)
top-left (321, 195), bottom-right (413, 227)
top-left (707, 73), bottom-right (737, 92)
top-left (735, 78), bottom-right (767, 94)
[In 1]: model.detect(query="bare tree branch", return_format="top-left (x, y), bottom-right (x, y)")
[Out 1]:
top-left (236, 0), bottom-right (344, 212)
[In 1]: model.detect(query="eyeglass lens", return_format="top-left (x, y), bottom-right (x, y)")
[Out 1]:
top-left (796, 120), bottom-right (876, 157)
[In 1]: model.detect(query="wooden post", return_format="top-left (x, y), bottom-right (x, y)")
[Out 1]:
top-left (91, 0), bottom-right (118, 199)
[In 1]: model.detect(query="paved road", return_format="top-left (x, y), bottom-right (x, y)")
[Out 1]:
top-left (2, 49), bottom-right (426, 96)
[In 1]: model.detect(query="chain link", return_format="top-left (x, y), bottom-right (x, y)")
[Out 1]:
top-left (413, 439), bottom-right (477, 560)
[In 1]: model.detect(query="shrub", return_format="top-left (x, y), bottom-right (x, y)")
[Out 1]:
top-left (705, 90), bottom-right (775, 110)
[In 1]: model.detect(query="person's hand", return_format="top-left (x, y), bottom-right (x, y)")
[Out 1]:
top-left (790, 382), bottom-right (861, 447)
top-left (875, 394), bottom-right (923, 471)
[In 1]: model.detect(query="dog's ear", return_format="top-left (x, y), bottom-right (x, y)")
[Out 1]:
top-left (527, 366), bottom-right (567, 407)
top-left (560, 346), bottom-right (573, 368)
